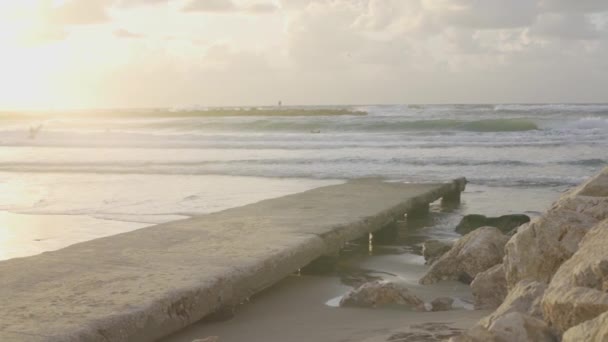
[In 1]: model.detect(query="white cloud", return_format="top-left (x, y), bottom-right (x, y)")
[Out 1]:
top-left (4, 0), bottom-right (608, 107)
top-left (182, 0), bottom-right (238, 12)
top-left (114, 28), bottom-right (145, 38)
top-left (182, 0), bottom-right (278, 14)
top-left (530, 13), bottom-right (601, 40)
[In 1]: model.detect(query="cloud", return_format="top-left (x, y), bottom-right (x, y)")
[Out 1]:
top-left (529, 13), bottom-right (601, 40)
top-left (182, 0), bottom-right (278, 14)
top-left (8, 0), bottom-right (111, 44)
top-left (182, 0), bottom-right (238, 12)
top-left (539, 0), bottom-right (608, 13)
top-left (116, 0), bottom-right (167, 7)
top-left (114, 28), bottom-right (145, 38)
top-left (423, 0), bottom-right (539, 29)
top-left (49, 0), bottom-right (110, 26)
top-left (246, 3), bottom-right (279, 14)
top-left (11, 0), bottom-right (608, 105)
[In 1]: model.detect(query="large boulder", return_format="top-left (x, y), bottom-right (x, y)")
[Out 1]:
top-left (483, 312), bottom-right (557, 342)
top-left (562, 310), bottom-right (608, 342)
top-left (453, 280), bottom-right (549, 342)
top-left (339, 280), bottom-right (426, 311)
top-left (419, 227), bottom-right (508, 285)
top-left (471, 263), bottom-right (507, 310)
top-left (422, 239), bottom-right (452, 265)
top-left (479, 279), bottom-right (547, 327)
top-left (450, 312), bottom-right (557, 342)
top-left (542, 219), bottom-right (608, 333)
top-left (503, 168), bottom-right (608, 289)
top-left (455, 214), bottom-right (530, 235)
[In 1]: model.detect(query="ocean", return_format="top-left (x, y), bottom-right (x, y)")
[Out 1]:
top-left (1, 103), bottom-right (607, 260)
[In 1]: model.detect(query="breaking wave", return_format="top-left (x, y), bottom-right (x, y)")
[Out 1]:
top-left (171, 118), bottom-right (540, 133)
top-left (494, 103), bottom-right (608, 114)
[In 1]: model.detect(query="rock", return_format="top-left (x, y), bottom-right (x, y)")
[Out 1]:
top-left (455, 214), bottom-right (530, 235)
top-left (419, 227), bottom-right (509, 285)
top-left (422, 240), bottom-right (452, 265)
top-left (453, 280), bottom-right (549, 342)
top-left (450, 313), bottom-right (557, 342)
top-left (562, 310), bottom-right (608, 342)
top-left (339, 280), bottom-right (426, 311)
top-left (192, 337), bottom-right (219, 342)
top-left (503, 168), bottom-right (608, 289)
top-left (573, 166), bottom-right (608, 197)
top-left (542, 219), bottom-right (608, 333)
top-left (455, 168), bottom-right (608, 342)
top-left (485, 312), bottom-right (557, 342)
top-left (471, 263), bottom-right (507, 310)
top-left (430, 297), bottom-right (454, 311)
top-left (479, 279), bottom-right (546, 327)
top-left (366, 323), bottom-right (464, 342)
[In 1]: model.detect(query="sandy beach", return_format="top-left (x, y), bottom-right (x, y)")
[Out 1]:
top-left (163, 275), bottom-right (490, 342)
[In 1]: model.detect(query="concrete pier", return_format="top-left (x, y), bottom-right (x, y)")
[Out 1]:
top-left (0, 178), bottom-right (466, 342)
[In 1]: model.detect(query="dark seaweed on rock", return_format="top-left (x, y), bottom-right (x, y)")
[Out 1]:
top-left (455, 214), bottom-right (531, 235)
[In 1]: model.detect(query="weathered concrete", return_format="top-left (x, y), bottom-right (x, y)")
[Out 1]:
top-left (0, 178), bottom-right (465, 342)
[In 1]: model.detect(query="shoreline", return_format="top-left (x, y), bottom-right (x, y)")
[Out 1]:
top-left (164, 274), bottom-right (490, 342)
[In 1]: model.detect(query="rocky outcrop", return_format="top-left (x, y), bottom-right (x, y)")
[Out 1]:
top-left (419, 227), bottom-right (508, 285)
top-left (368, 323), bottom-right (464, 342)
top-left (542, 219), bottom-right (608, 333)
top-left (339, 280), bottom-right (426, 311)
top-left (430, 297), bottom-right (454, 311)
top-left (450, 312), bottom-right (557, 342)
top-left (471, 263), bottom-right (507, 310)
top-left (479, 279), bottom-right (546, 327)
top-left (454, 266), bottom-right (550, 341)
top-left (422, 240), bottom-right (452, 265)
top-left (562, 310), bottom-right (608, 342)
top-left (455, 168), bottom-right (608, 342)
top-left (483, 312), bottom-right (556, 342)
top-left (503, 168), bottom-right (608, 289)
top-left (455, 214), bottom-right (530, 235)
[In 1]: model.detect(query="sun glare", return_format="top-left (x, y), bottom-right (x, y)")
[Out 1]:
top-left (0, 1), bottom-right (74, 110)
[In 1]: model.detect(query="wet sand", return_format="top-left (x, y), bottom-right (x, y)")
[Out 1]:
top-left (163, 275), bottom-right (489, 342)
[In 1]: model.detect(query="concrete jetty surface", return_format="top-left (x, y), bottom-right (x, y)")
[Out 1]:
top-left (0, 178), bottom-right (466, 342)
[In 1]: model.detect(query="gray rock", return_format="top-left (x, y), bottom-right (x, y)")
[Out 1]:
top-left (542, 219), bottom-right (608, 333)
top-left (451, 280), bottom-right (549, 342)
top-left (504, 167), bottom-right (608, 289)
top-left (450, 312), bottom-right (557, 342)
top-left (485, 312), bottom-right (557, 342)
top-left (471, 263), bottom-right (507, 310)
top-left (419, 227), bottom-right (509, 285)
top-left (422, 240), bottom-right (452, 265)
top-left (562, 310), bottom-right (608, 342)
top-left (339, 280), bottom-right (426, 311)
top-left (430, 297), bottom-right (454, 311)
top-left (455, 214), bottom-right (530, 235)
top-left (479, 279), bottom-right (547, 327)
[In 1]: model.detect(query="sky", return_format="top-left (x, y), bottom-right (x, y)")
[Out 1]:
top-left (0, 0), bottom-right (607, 109)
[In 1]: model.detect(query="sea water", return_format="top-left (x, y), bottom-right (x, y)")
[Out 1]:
top-left (0, 103), bottom-right (606, 260)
